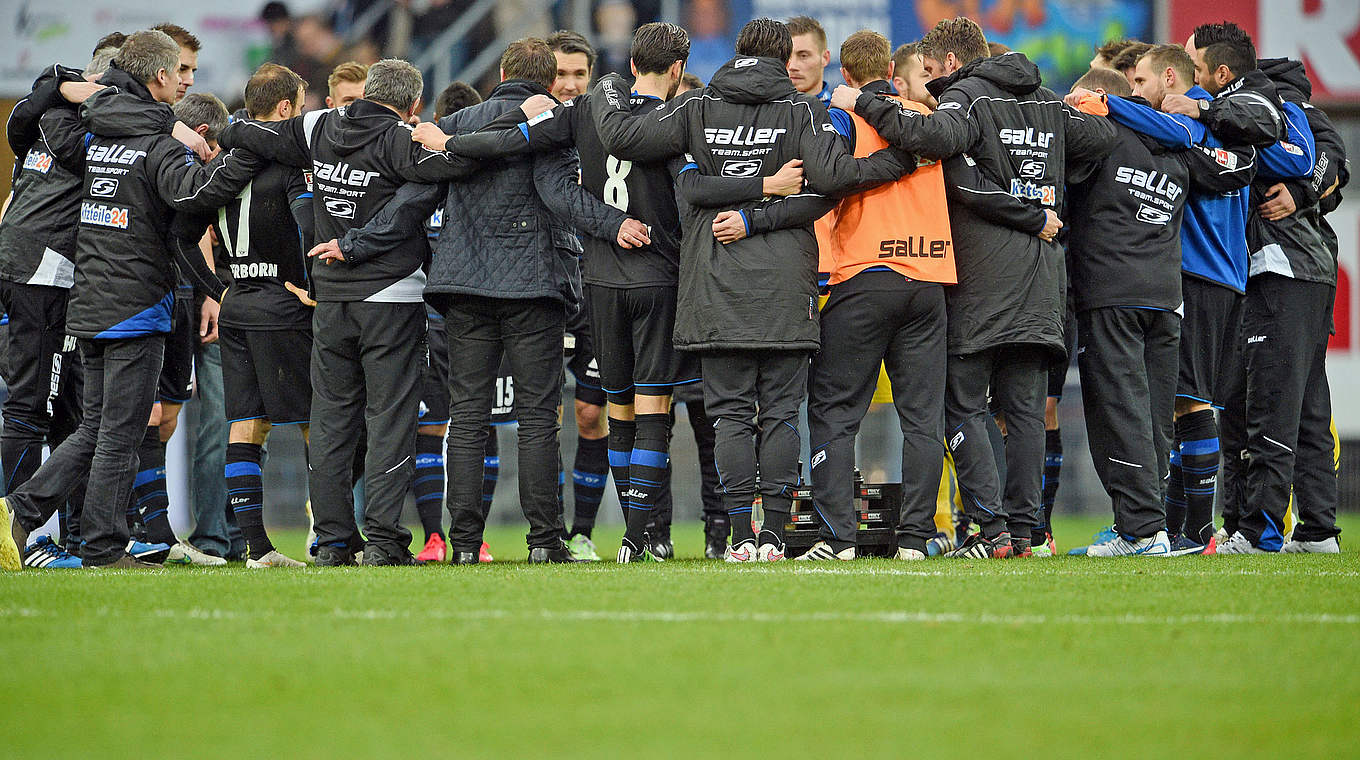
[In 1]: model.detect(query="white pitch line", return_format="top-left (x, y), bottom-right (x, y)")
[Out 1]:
top-left (2, 606), bottom-right (1356, 625)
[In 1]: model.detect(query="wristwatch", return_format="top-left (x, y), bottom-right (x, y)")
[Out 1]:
top-left (1197, 98), bottom-right (1211, 114)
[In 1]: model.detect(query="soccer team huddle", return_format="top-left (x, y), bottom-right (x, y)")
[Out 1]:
top-left (0, 12), bottom-right (1346, 571)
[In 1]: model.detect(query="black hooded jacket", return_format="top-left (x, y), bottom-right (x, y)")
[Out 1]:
top-left (217, 98), bottom-right (474, 302)
top-left (1248, 58), bottom-right (1348, 286)
top-left (586, 56), bottom-right (912, 352)
top-left (1201, 69), bottom-right (1289, 149)
top-left (851, 52), bottom-right (1115, 357)
top-left (49, 65), bottom-right (250, 338)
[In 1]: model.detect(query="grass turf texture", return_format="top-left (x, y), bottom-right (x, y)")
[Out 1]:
top-left (2, 515), bottom-right (1357, 758)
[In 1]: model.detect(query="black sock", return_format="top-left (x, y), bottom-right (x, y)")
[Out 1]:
top-left (414, 434), bottom-right (444, 540)
top-left (570, 435), bottom-right (609, 538)
top-left (226, 442), bottom-right (272, 559)
top-left (1037, 427), bottom-right (1062, 542)
top-left (624, 414), bottom-right (670, 546)
top-left (606, 418), bottom-right (636, 521)
top-left (481, 426), bottom-right (498, 521)
top-left (1165, 435), bottom-right (1187, 537)
top-left (1177, 409), bottom-right (1220, 545)
top-left (760, 495), bottom-right (791, 545)
top-left (134, 426), bottom-right (176, 545)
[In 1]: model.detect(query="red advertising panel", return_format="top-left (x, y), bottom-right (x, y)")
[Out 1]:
top-left (1168, 0), bottom-right (1360, 104)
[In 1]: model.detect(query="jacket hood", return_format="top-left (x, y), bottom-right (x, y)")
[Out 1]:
top-left (708, 56), bottom-right (799, 104)
top-left (927, 51), bottom-right (1042, 98)
top-left (1258, 57), bottom-right (1312, 102)
top-left (486, 78), bottom-right (553, 102)
top-left (332, 98), bottom-right (407, 156)
top-left (98, 63), bottom-right (156, 103)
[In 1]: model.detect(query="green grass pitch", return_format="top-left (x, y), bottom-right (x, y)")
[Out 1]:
top-left (2, 514), bottom-right (1357, 758)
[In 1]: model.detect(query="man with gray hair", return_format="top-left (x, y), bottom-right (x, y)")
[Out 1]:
top-left (215, 58), bottom-right (481, 565)
top-left (0, 28), bottom-right (267, 570)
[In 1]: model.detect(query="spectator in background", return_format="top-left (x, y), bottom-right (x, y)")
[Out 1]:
top-left (261, 2), bottom-right (298, 66)
top-left (293, 14), bottom-right (356, 105)
top-left (593, 0), bottom-right (638, 77)
top-left (684, 0), bottom-right (732, 82)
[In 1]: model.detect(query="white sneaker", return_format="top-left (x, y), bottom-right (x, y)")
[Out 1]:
top-left (246, 549), bottom-right (306, 568)
top-left (724, 539), bottom-right (757, 563)
top-left (303, 500), bottom-right (317, 561)
top-left (1281, 536), bottom-right (1339, 554)
top-left (794, 541), bottom-right (855, 561)
top-left (166, 541), bottom-right (228, 566)
top-left (757, 541), bottom-right (786, 562)
top-left (1213, 526), bottom-right (1230, 545)
top-left (1085, 530), bottom-right (1171, 557)
top-left (1216, 531), bottom-right (1271, 555)
top-left (895, 547), bottom-right (926, 560)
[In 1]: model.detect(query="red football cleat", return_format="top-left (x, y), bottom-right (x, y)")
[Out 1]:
top-left (416, 534), bottom-right (447, 564)
top-left (479, 541), bottom-right (494, 563)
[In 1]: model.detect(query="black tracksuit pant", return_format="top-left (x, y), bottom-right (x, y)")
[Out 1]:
top-left (441, 295), bottom-right (566, 552)
top-left (1077, 307), bottom-right (1179, 538)
top-left (700, 349), bottom-right (808, 520)
top-left (809, 271), bottom-right (946, 553)
top-left (308, 300), bottom-right (424, 558)
top-left (1230, 274), bottom-right (1339, 548)
top-left (8, 335), bottom-right (163, 564)
top-left (945, 345), bottom-right (1047, 539)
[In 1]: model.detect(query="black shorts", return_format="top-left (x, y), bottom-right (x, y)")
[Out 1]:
top-left (157, 292), bottom-right (196, 404)
top-left (220, 326), bottom-right (312, 425)
top-left (587, 283), bottom-right (700, 403)
top-left (1178, 276), bottom-right (1243, 406)
top-left (0, 281), bottom-right (81, 430)
top-left (425, 314), bottom-right (518, 425)
top-left (565, 297), bottom-right (607, 407)
top-left (1047, 307), bottom-right (1078, 398)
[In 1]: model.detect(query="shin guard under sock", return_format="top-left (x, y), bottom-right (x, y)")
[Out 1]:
top-left (606, 418), bottom-right (636, 519)
top-left (624, 414), bottom-right (670, 545)
top-left (1177, 409), bottom-right (1220, 545)
top-left (134, 426), bottom-right (175, 545)
top-left (571, 435), bottom-right (609, 538)
top-left (226, 442), bottom-right (271, 559)
top-left (414, 434), bottom-right (445, 540)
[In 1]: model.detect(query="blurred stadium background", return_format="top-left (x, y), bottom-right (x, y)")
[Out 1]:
top-left (1, 0), bottom-right (1357, 534)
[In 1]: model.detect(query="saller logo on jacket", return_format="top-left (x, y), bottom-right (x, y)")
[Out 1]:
top-left (703, 126), bottom-right (787, 145)
top-left (85, 144), bottom-right (146, 165)
top-left (313, 159), bottom-right (380, 187)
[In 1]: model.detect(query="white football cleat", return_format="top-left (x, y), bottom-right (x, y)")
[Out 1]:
top-left (1085, 530), bottom-right (1171, 557)
top-left (166, 541), bottom-right (227, 566)
top-left (1216, 531), bottom-right (1271, 555)
top-left (724, 539), bottom-right (757, 563)
top-left (246, 550), bottom-right (307, 568)
top-left (757, 541), bottom-right (785, 562)
top-left (1281, 536), bottom-right (1339, 554)
top-left (794, 541), bottom-right (855, 561)
top-left (895, 547), bottom-right (926, 560)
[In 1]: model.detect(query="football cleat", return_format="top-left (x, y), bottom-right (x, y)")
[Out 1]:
top-left (566, 533), bottom-right (601, 562)
top-left (895, 547), bottom-right (926, 561)
top-left (1031, 533), bottom-right (1056, 558)
top-left (0, 496), bottom-right (24, 571)
top-left (945, 531), bottom-right (1012, 559)
top-left (529, 544), bottom-right (579, 563)
top-left (479, 541), bottom-right (494, 563)
top-left (1085, 530), bottom-right (1171, 557)
top-left (1167, 533), bottom-right (1212, 557)
top-left (166, 541), bottom-right (227, 566)
top-left (724, 539), bottom-right (757, 563)
top-left (246, 550), bottom-right (306, 568)
top-left (313, 545), bottom-right (358, 566)
top-left (794, 541), bottom-right (855, 561)
top-left (416, 534), bottom-right (447, 564)
top-left (1281, 536), bottom-right (1340, 554)
top-left (23, 536), bottom-right (82, 568)
top-left (1011, 537), bottom-right (1033, 558)
top-left (756, 535), bottom-right (786, 563)
top-left (925, 532), bottom-right (954, 557)
top-left (649, 534), bottom-right (675, 561)
top-left (126, 539), bottom-right (172, 564)
top-left (1216, 531), bottom-right (1271, 555)
top-left (617, 537), bottom-right (661, 563)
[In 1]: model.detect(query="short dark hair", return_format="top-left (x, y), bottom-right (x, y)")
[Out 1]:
top-left (988, 42), bottom-right (1011, 56)
top-left (1073, 66), bottom-right (1132, 97)
top-left (260, 2), bottom-right (290, 22)
top-left (1193, 22), bottom-right (1257, 80)
top-left (546, 30), bottom-right (596, 73)
top-left (173, 93), bottom-right (230, 142)
top-left (1110, 41), bottom-right (1153, 73)
top-left (786, 16), bottom-right (826, 52)
top-left (631, 22), bottom-right (690, 76)
top-left (918, 16), bottom-right (989, 67)
top-left (433, 80), bottom-right (482, 119)
top-left (500, 38), bottom-right (557, 90)
top-left (891, 43), bottom-right (919, 75)
top-left (735, 18), bottom-right (792, 63)
top-left (245, 62), bottom-right (306, 118)
top-left (840, 30), bottom-right (890, 85)
top-left (151, 23), bottom-right (200, 52)
top-left (93, 32), bottom-right (126, 57)
top-left (1140, 44), bottom-right (1194, 86)
top-left (1094, 38), bottom-right (1138, 65)
top-left (678, 72), bottom-right (704, 92)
